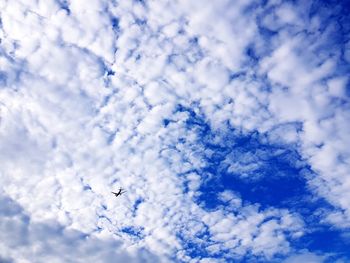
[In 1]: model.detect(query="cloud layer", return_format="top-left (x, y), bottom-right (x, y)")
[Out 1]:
top-left (0, 0), bottom-right (349, 262)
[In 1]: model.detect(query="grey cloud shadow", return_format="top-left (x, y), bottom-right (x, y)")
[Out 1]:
top-left (0, 194), bottom-right (159, 263)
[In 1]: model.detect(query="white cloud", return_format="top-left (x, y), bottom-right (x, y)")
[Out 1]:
top-left (283, 251), bottom-right (326, 263)
top-left (0, 0), bottom-right (349, 262)
top-left (327, 77), bottom-right (348, 98)
top-left (0, 193), bottom-right (160, 263)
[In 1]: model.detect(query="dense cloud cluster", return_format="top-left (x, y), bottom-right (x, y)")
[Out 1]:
top-left (0, 193), bottom-right (158, 263)
top-left (0, 0), bottom-right (349, 262)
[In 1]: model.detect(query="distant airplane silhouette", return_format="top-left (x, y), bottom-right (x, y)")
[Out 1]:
top-left (112, 188), bottom-right (126, 197)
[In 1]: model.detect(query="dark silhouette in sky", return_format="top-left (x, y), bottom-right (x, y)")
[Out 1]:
top-left (112, 188), bottom-right (126, 198)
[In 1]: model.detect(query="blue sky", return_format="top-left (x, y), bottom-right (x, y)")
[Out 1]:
top-left (0, 0), bottom-right (349, 262)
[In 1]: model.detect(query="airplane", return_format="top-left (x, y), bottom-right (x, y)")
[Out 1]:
top-left (112, 188), bottom-right (126, 197)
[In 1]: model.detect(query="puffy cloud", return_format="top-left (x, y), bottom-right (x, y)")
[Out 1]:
top-left (0, 193), bottom-right (160, 263)
top-left (0, 0), bottom-right (349, 262)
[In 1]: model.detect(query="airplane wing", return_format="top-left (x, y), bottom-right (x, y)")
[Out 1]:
top-left (111, 190), bottom-right (126, 197)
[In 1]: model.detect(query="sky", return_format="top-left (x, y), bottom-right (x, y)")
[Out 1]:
top-left (0, 0), bottom-right (349, 262)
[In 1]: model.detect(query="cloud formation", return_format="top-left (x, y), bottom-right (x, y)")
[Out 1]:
top-left (0, 0), bottom-right (349, 262)
top-left (0, 193), bottom-right (159, 263)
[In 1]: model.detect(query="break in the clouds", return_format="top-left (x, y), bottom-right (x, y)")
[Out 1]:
top-left (0, 0), bottom-right (349, 262)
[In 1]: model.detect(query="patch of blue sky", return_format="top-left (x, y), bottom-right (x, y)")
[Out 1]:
top-left (309, 0), bottom-right (350, 35)
top-left (175, 226), bottom-right (215, 261)
top-left (294, 228), bottom-right (350, 259)
top-left (56, 0), bottom-right (70, 15)
top-left (131, 197), bottom-right (144, 217)
top-left (111, 17), bottom-right (120, 31)
top-left (121, 226), bottom-right (145, 241)
top-left (171, 105), bottom-right (350, 260)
